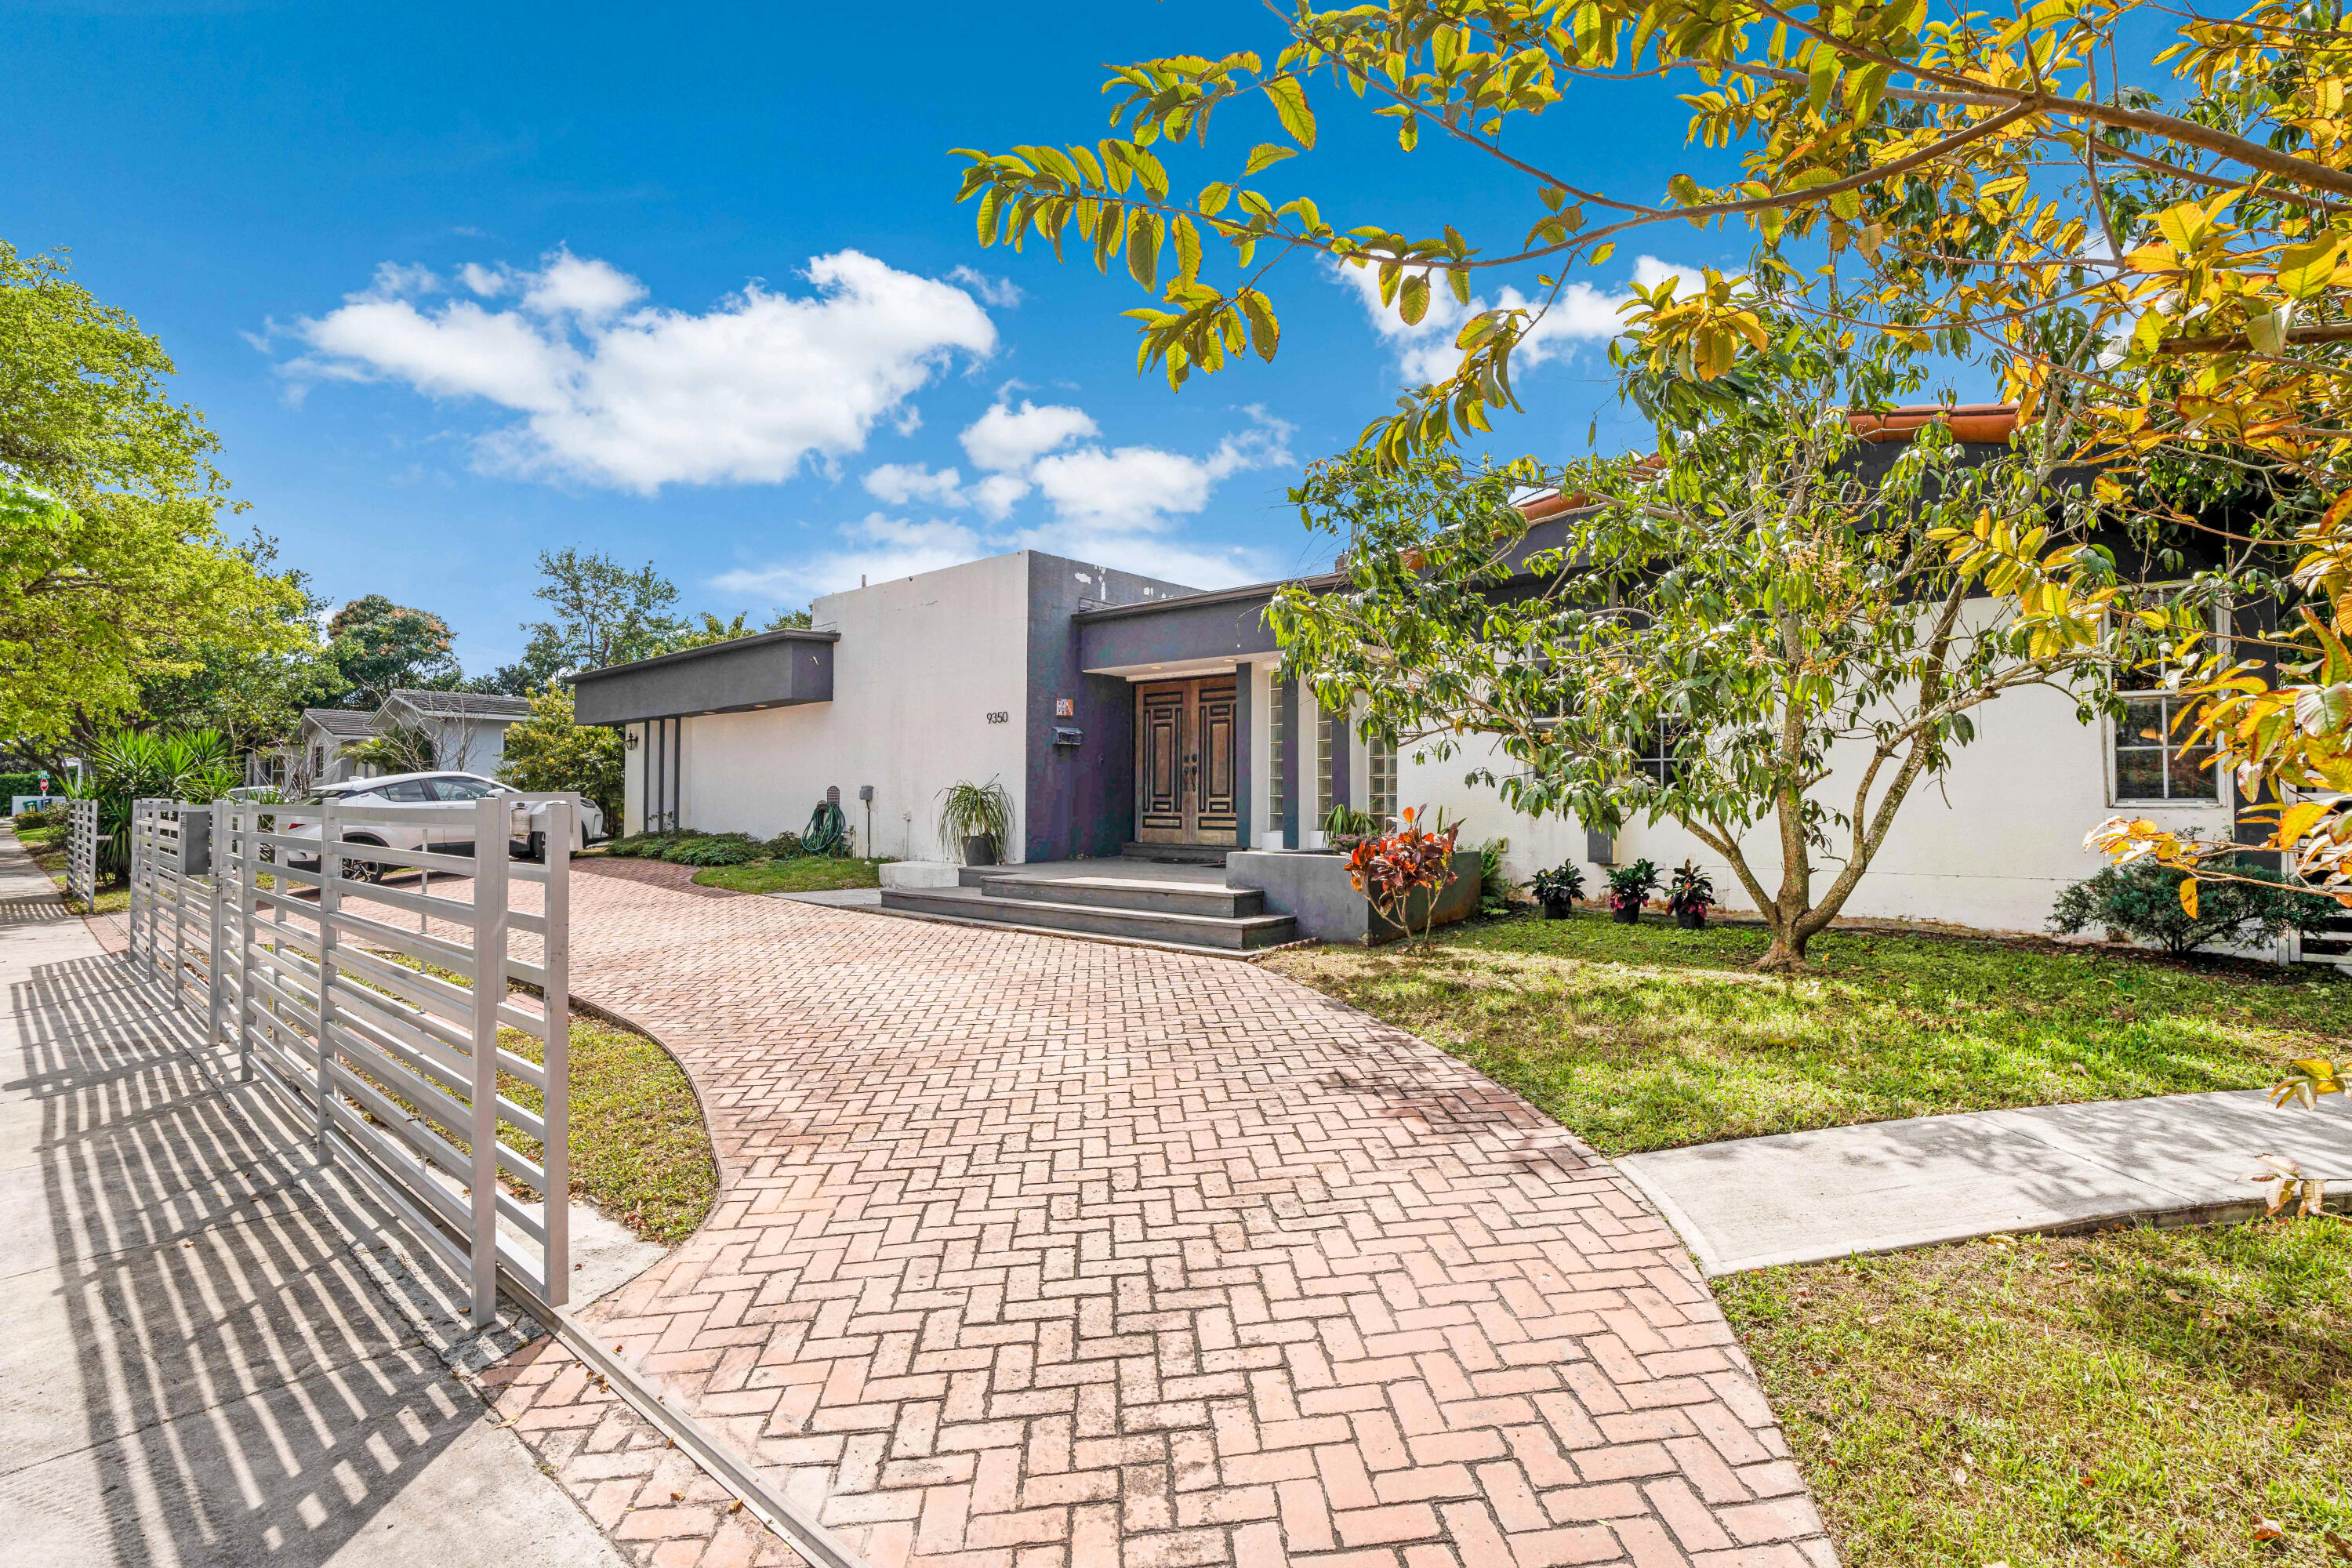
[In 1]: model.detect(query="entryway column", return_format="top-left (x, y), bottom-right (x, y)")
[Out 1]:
top-left (1234, 663), bottom-right (1253, 851)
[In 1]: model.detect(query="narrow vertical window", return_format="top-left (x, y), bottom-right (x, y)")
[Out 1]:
top-left (1368, 734), bottom-right (1398, 825)
top-left (1267, 691), bottom-right (1286, 836)
top-left (1316, 708), bottom-right (1335, 821)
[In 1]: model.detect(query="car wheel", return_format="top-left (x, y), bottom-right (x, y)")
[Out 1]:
top-left (526, 831), bottom-right (546, 862)
top-left (340, 837), bottom-right (389, 883)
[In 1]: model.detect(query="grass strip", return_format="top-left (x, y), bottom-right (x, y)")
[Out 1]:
top-left (1720, 1220), bottom-right (2352, 1566)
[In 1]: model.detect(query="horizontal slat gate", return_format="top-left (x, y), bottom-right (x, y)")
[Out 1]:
top-left (129, 791), bottom-right (575, 1324)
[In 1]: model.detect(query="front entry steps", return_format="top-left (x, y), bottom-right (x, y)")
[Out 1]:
top-left (880, 869), bottom-right (1295, 950)
top-left (1119, 841), bottom-right (1232, 867)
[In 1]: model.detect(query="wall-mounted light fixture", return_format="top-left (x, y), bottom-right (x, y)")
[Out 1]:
top-left (625, 728), bottom-right (641, 750)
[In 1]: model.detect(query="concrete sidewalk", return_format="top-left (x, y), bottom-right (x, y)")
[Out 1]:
top-left (1617, 1088), bottom-right (2352, 1276)
top-left (0, 829), bottom-right (629, 1566)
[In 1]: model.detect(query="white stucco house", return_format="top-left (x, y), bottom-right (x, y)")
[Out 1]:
top-left (569, 411), bottom-right (2256, 950)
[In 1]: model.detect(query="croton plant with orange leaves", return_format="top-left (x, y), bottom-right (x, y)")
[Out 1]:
top-left (1345, 806), bottom-right (1461, 946)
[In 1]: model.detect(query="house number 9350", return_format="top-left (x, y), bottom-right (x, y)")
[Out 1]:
top-left (985, 710), bottom-right (1009, 724)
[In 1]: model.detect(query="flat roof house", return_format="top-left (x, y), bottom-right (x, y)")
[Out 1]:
top-left (572, 477), bottom-right (2243, 946)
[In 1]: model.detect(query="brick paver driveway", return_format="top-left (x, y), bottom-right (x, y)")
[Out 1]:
top-left (563, 859), bottom-right (1834, 1568)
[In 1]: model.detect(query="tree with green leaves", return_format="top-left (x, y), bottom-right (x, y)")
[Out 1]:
top-left (1274, 325), bottom-right (2176, 970)
top-left (2, 242), bottom-right (303, 746)
top-left (497, 683), bottom-right (623, 827)
top-left (132, 533), bottom-right (343, 757)
top-left (518, 547), bottom-right (685, 682)
top-left (325, 594), bottom-right (461, 708)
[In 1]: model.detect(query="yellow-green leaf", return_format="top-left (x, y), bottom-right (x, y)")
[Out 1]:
top-left (1238, 289), bottom-right (1279, 361)
top-left (1399, 273), bottom-right (1430, 325)
top-left (1244, 142), bottom-right (1297, 176)
top-left (1267, 75), bottom-right (1316, 149)
top-left (1173, 216), bottom-right (1203, 286)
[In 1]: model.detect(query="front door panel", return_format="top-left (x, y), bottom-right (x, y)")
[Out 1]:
top-left (1136, 685), bottom-right (1187, 842)
top-left (1192, 682), bottom-right (1239, 846)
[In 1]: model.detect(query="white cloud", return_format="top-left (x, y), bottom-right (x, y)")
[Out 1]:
top-left (970, 473), bottom-right (1031, 520)
top-left (713, 512), bottom-right (985, 600)
top-left (276, 248), bottom-right (1000, 493)
top-left (1333, 256), bottom-right (1700, 384)
top-left (717, 404), bottom-right (1294, 601)
top-left (948, 266), bottom-right (1024, 308)
top-left (522, 250), bottom-right (646, 319)
top-left (1028, 417), bottom-right (1290, 533)
top-left (960, 398), bottom-right (1098, 473)
top-left (862, 462), bottom-right (968, 508)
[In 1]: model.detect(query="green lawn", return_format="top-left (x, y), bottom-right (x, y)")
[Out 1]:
top-left (1720, 1220), bottom-right (2352, 1566)
top-left (498, 1007), bottom-right (717, 1246)
top-left (11, 819), bottom-right (129, 913)
top-left (1262, 909), bottom-right (2348, 1153)
top-left (691, 855), bottom-right (889, 894)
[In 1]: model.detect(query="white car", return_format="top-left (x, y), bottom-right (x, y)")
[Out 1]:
top-left (278, 771), bottom-right (604, 877)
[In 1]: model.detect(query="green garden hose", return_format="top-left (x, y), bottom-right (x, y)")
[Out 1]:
top-left (800, 798), bottom-right (848, 856)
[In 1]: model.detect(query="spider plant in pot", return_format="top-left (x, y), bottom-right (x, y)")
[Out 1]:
top-left (937, 777), bottom-right (1014, 866)
top-left (1667, 859), bottom-right (1715, 930)
top-left (1606, 858), bottom-right (1659, 924)
top-left (1530, 861), bottom-right (1585, 920)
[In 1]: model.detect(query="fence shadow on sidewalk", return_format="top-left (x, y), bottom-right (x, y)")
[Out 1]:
top-left (2, 949), bottom-right (502, 1567)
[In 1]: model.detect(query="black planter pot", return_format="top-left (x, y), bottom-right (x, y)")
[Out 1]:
top-left (963, 833), bottom-right (999, 866)
top-left (1675, 909), bottom-right (1707, 930)
top-left (1542, 897), bottom-right (1574, 920)
top-left (1611, 903), bottom-right (1641, 924)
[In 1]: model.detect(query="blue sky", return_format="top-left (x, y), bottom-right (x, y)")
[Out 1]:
top-left (5, 0), bottom-right (1748, 674)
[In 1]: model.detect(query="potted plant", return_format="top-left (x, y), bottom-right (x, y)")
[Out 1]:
top-left (1667, 859), bottom-right (1715, 929)
top-left (1606, 858), bottom-right (1659, 924)
top-left (937, 777), bottom-right (1014, 866)
top-left (1530, 861), bottom-right (1586, 920)
top-left (1319, 803), bottom-right (1378, 851)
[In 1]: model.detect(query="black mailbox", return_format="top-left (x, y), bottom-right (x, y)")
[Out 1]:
top-left (1052, 727), bottom-right (1084, 748)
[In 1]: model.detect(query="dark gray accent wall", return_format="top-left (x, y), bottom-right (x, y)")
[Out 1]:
top-left (573, 630), bottom-right (837, 725)
top-left (1076, 587), bottom-right (1283, 671)
top-left (1023, 554), bottom-right (1204, 862)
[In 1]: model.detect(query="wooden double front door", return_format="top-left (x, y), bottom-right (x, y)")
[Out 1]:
top-left (1135, 677), bottom-right (1239, 846)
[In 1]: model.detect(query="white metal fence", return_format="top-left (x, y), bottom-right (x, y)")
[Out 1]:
top-left (65, 797), bottom-right (97, 909)
top-left (127, 792), bottom-right (576, 1324)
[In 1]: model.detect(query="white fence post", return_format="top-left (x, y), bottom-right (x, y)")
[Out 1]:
top-left (543, 797), bottom-right (572, 1308)
top-left (469, 793), bottom-right (510, 1327)
top-left (314, 796), bottom-right (341, 1156)
top-left (127, 800), bottom-right (148, 978)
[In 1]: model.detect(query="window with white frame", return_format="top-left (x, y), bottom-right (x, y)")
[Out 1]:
top-left (1635, 724), bottom-right (1683, 786)
top-left (2112, 673), bottom-right (2218, 803)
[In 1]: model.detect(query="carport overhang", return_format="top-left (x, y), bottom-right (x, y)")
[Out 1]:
top-left (572, 630), bottom-right (838, 724)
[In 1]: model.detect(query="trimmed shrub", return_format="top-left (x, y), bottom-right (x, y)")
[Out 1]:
top-left (2049, 859), bottom-right (2342, 954)
top-left (662, 833), bottom-right (760, 866)
top-left (13, 807), bottom-right (61, 832)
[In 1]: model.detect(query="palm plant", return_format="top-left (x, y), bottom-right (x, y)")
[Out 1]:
top-left (937, 777), bottom-right (1014, 864)
top-left (76, 728), bottom-right (241, 878)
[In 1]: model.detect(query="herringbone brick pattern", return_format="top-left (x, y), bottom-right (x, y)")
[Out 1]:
top-left (554, 858), bottom-right (1836, 1568)
top-left (479, 1334), bottom-right (807, 1567)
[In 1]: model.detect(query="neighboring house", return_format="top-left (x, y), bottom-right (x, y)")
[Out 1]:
top-left (256, 691), bottom-right (532, 788)
top-left (569, 409), bottom-right (2245, 940)
top-left (376, 688), bottom-right (532, 777)
top-left (278, 707), bottom-right (383, 788)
